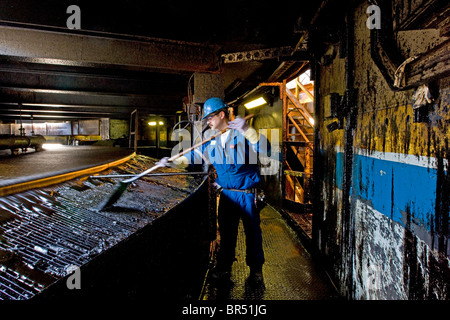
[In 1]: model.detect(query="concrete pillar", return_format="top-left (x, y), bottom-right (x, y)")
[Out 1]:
top-left (193, 73), bottom-right (224, 104)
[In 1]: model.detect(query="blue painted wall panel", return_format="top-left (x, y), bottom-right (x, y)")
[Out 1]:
top-left (351, 153), bottom-right (437, 231)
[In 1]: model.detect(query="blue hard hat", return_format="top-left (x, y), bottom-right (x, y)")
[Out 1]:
top-left (202, 97), bottom-right (228, 120)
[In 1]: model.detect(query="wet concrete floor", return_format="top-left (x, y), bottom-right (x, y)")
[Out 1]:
top-left (201, 204), bottom-right (338, 300)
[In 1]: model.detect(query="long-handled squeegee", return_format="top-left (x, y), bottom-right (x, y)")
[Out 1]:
top-left (98, 114), bottom-right (254, 211)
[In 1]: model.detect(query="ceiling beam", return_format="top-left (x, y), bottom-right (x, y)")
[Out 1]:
top-left (0, 67), bottom-right (189, 95)
top-left (0, 113), bottom-right (115, 120)
top-left (0, 87), bottom-right (183, 110)
top-left (0, 25), bottom-right (222, 74)
top-left (0, 102), bottom-right (175, 117)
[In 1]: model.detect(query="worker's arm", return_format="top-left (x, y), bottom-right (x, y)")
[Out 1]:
top-left (243, 127), bottom-right (260, 144)
top-left (228, 117), bottom-right (271, 155)
top-left (156, 139), bottom-right (211, 168)
top-left (228, 116), bottom-right (259, 144)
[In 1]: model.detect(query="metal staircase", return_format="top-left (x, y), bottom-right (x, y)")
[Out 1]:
top-left (259, 70), bottom-right (315, 239)
top-left (283, 78), bottom-right (314, 206)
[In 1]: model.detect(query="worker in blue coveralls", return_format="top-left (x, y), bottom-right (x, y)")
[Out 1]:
top-left (157, 97), bottom-right (270, 286)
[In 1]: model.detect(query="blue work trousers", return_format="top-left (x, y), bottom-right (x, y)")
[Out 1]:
top-left (216, 189), bottom-right (264, 270)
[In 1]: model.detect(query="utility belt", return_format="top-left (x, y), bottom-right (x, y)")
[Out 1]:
top-left (225, 187), bottom-right (257, 194)
top-left (214, 184), bottom-right (266, 209)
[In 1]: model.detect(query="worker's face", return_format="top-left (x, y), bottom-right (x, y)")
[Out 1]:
top-left (206, 111), bottom-right (227, 131)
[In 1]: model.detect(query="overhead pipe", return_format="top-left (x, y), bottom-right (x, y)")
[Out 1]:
top-left (0, 135), bottom-right (46, 155)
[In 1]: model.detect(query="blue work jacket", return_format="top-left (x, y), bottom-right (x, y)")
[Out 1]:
top-left (186, 128), bottom-right (271, 190)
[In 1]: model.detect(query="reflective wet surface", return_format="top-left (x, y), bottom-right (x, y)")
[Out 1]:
top-left (201, 205), bottom-right (338, 300)
top-left (0, 145), bottom-right (132, 183)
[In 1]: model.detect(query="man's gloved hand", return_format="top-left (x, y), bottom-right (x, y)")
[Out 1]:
top-left (229, 116), bottom-right (259, 144)
top-left (156, 157), bottom-right (174, 168)
top-left (228, 116), bottom-right (249, 134)
top-left (212, 182), bottom-right (223, 194)
top-left (156, 156), bottom-right (189, 169)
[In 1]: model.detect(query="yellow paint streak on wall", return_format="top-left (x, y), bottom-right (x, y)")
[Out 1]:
top-left (354, 102), bottom-right (449, 158)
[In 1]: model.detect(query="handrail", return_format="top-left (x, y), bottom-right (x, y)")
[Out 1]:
top-left (288, 114), bottom-right (310, 142)
top-left (295, 79), bottom-right (314, 101)
top-left (285, 88), bottom-right (314, 127)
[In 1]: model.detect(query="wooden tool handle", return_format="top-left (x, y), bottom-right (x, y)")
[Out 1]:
top-left (168, 114), bottom-right (254, 162)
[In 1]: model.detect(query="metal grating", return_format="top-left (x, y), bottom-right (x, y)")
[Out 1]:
top-left (0, 188), bottom-right (152, 300)
top-left (0, 155), bottom-right (206, 300)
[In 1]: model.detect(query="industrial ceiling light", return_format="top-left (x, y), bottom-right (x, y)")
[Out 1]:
top-left (244, 97), bottom-right (267, 109)
top-left (148, 121), bottom-right (164, 126)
